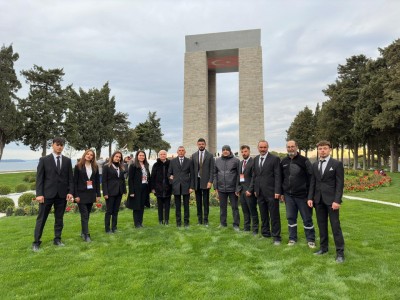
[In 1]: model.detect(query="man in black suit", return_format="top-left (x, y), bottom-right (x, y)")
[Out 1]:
top-left (32, 137), bottom-right (74, 251)
top-left (168, 146), bottom-right (193, 228)
top-left (236, 145), bottom-right (259, 235)
top-left (252, 140), bottom-right (282, 245)
top-left (308, 140), bottom-right (345, 263)
top-left (191, 138), bottom-right (214, 226)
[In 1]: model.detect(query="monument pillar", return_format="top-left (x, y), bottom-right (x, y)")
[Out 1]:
top-left (184, 29), bottom-right (264, 156)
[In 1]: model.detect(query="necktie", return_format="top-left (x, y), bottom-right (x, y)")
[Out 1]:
top-left (56, 156), bottom-right (61, 173)
top-left (180, 158), bottom-right (183, 166)
top-left (242, 160), bottom-right (247, 172)
top-left (319, 160), bottom-right (326, 177)
top-left (199, 151), bottom-right (203, 176)
top-left (260, 157), bottom-right (264, 168)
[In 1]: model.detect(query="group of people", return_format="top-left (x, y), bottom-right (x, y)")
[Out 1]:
top-left (32, 137), bottom-right (345, 263)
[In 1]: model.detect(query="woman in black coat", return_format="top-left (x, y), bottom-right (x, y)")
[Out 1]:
top-left (150, 150), bottom-right (172, 225)
top-left (102, 151), bottom-right (126, 233)
top-left (73, 149), bottom-right (101, 242)
top-left (127, 150), bottom-right (151, 228)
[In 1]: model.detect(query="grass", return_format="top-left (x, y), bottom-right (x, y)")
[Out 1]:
top-left (344, 172), bottom-right (400, 203)
top-left (1, 202), bottom-right (400, 299)
top-left (0, 172), bottom-right (35, 193)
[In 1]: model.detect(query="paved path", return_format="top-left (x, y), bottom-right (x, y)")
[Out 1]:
top-left (343, 195), bottom-right (400, 207)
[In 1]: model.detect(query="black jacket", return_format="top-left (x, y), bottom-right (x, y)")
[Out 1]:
top-left (213, 153), bottom-right (240, 193)
top-left (73, 165), bottom-right (101, 203)
top-left (281, 153), bottom-right (313, 198)
top-left (102, 164), bottom-right (127, 197)
top-left (150, 158), bottom-right (172, 198)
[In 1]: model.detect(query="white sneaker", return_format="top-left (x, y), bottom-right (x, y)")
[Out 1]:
top-left (308, 242), bottom-right (316, 249)
top-left (287, 240), bottom-right (296, 246)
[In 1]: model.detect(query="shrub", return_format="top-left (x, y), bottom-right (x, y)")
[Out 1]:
top-left (30, 182), bottom-right (36, 190)
top-left (15, 184), bottom-right (29, 193)
top-left (23, 174), bottom-right (36, 182)
top-left (6, 206), bottom-right (14, 216)
top-left (0, 185), bottom-right (11, 195)
top-left (24, 204), bottom-right (39, 216)
top-left (14, 207), bottom-right (25, 216)
top-left (18, 192), bottom-right (36, 207)
top-left (0, 197), bottom-right (15, 212)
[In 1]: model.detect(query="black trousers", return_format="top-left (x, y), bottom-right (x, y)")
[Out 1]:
top-left (133, 209), bottom-right (144, 227)
top-left (239, 191), bottom-right (259, 233)
top-left (218, 191), bottom-right (240, 227)
top-left (157, 196), bottom-right (171, 223)
top-left (195, 181), bottom-right (210, 224)
top-left (315, 200), bottom-right (345, 256)
top-left (33, 197), bottom-right (67, 245)
top-left (257, 190), bottom-right (281, 241)
top-left (174, 194), bottom-right (190, 226)
top-left (78, 203), bottom-right (94, 236)
top-left (105, 194), bottom-right (122, 232)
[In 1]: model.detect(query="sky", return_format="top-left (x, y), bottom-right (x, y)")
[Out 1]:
top-left (1, 0), bottom-right (399, 160)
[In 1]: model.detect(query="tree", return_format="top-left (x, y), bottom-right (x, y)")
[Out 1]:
top-left (286, 106), bottom-right (315, 157)
top-left (19, 65), bottom-right (66, 156)
top-left (373, 39), bottom-right (400, 172)
top-left (108, 112), bottom-right (130, 157)
top-left (64, 82), bottom-right (117, 159)
top-left (0, 44), bottom-right (22, 160)
top-left (130, 111), bottom-right (171, 158)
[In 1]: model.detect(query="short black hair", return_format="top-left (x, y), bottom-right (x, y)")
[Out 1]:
top-left (197, 138), bottom-right (206, 143)
top-left (240, 145), bottom-right (250, 150)
top-left (52, 137), bottom-right (65, 145)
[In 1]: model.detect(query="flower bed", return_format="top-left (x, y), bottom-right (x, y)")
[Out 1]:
top-left (344, 170), bottom-right (392, 192)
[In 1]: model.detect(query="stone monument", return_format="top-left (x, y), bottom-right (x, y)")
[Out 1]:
top-left (183, 29), bottom-right (264, 155)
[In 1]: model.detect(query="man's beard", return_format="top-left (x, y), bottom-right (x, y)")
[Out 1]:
top-left (288, 151), bottom-right (296, 157)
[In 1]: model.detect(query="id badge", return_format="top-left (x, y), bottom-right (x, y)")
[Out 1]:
top-left (86, 180), bottom-right (93, 189)
top-left (240, 174), bottom-right (245, 182)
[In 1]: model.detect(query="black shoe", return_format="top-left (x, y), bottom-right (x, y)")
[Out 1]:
top-left (85, 235), bottom-right (92, 243)
top-left (54, 240), bottom-right (65, 247)
top-left (336, 255), bottom-right (345, 263)
top-left (159, 221), bottom-right (163, 225)
top-left (314, 249), bottom-right (328, 255)
top-left (252, 231), bottom-right (258, 236)
top-left (32, 244), bottom-right (40, 252)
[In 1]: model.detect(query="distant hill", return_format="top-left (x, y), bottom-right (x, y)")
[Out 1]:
top-left (0, 159), bottom-right (25, 163)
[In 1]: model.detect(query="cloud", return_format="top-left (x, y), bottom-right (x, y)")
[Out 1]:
top-left (1, 0), bottom-right (400, 159)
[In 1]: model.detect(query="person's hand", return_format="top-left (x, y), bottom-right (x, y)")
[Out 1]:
top-left (169, 175), bottom-right (174, 180)
top-left (130, 194), bottom-right (135, 197)
top-left (254, 192), bottom-right (257, 198)
top-left (307, 200), bottom-right (313, 208)
top-left (279, 195), bottom-right (285, 203)
top-left (67, 194), bottom-right (74, 202)
top-left (189, 189), bottom-right (193, 194)
top-left (75, 197), bottom-right (80, 203)
top-left (235, 192), bottom-right (240, 197)
top-left (104, 195), bottom-right (109, 200)
top-left (245, 191), bottom-right (252, 197)
top-left (152, 189), bottom-right (156, 194)
top-left (207, 182), bottom-right (212, 189)
top-left (332, 202), bottom-right (341, 210)
top-left (36, 196), bottom-right (44, 203)
top-left (96, 197), bottom-right (100, 202)
top-left (274, 193), bottom-right (280, 200)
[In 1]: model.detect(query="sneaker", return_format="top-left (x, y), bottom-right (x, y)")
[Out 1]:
top-left (287, 240), bottom-right (296, 246)
top-left (273, 240), bottom-right (281, 246)
top-left (233, 226), bottom-right (240, 232)
top-left (308, 242), bottom-right (316, 249)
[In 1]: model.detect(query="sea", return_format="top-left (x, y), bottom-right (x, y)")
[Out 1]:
top-left (0, 160), bottom-right (39, 172)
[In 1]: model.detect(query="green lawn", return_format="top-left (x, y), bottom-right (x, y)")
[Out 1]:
top-left (1, 203), bottom-right (399, 299)
top-left (0, 172), bottom-right (36, 193)
top-left (344, 172), bottom-right (400, 203)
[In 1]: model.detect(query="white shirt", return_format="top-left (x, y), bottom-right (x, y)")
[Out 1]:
top-left (85, 164), bottom-right (92, 179)
top-left (319, 155), bottom-right (331, 175)
top-left (52, 153), bottom-right (62, 169)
